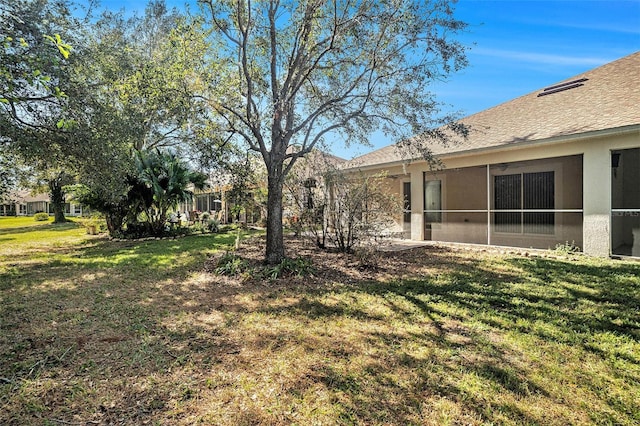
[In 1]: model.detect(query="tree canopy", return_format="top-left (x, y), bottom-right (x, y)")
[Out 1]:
top-left (0, 0), bottom-right (234, 228)
top-left (1, 0), bottom-right (469, 258)
top-left (199, 0), bottom-right (468, 263)
top-left (0, 0), bottom-right (73, 128)
top-left (0, 0), bottom-right (83, 213)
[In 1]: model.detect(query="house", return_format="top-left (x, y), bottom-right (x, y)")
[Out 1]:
top-left (0, 190), bottom-right (84, 217)
top-left (179, 170), bottom-right (260, 225)
top-left (283, 149), bottom-right (346, 224)
top-left (178, 178), bottom-right (232, 224)
top-left (343, 51), bottom-right (640, 258)
top-left (179, 150), bottom-right (347, 227)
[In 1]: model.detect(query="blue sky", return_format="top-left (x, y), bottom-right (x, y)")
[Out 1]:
top-left (93, 0), bottom-right (640, 158)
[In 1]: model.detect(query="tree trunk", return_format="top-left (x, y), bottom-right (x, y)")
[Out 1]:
top-left (105, 213), bottom-right (122, 236)
top-left (265, 166), bottom-right (285, 265)
top-left (105, 203), bottom-right (126, 237)
top-left (152, 209), bottom-right (168, 236)
top-left (48, 178), bottom-right (67, 224)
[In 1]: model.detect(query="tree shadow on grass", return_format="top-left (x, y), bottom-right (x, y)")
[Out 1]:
top-left (505, 257), bottom-right (640, 341)
top-left (239, 248), bottom-right (638, 424)
top-left (225, 250), bottom-right (536, 423)
top-left (2, 237), bottom-right (639, 425)
top-left (507, 256), bottom-right (640, 307)
top-left (0, 232), bottom-right (240, 289)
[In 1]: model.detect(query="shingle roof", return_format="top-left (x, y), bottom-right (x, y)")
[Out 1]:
top-left (4, 190), bottom-right (50, 203)
top-left (345, 51), bottom-right (640, 169)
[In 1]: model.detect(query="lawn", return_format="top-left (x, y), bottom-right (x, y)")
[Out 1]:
top-left (0, 217), bottom-right (638, 425)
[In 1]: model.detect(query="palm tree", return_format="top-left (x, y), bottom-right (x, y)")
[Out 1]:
top-left (135, 149), bottom-right (207, 235)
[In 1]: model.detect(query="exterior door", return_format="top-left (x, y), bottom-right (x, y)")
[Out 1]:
top-left (424, 179), bottom-right (442, 241)
top-left (403, 182), bottom-right (411, 238)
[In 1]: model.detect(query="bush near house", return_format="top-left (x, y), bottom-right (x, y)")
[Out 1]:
top-left (33, 212), bottom-right (50, 221)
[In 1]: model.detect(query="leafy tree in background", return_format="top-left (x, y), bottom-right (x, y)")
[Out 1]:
top-left (95, 2), bottom-right (205, 152)
top-left (0, 0), bottom-right (80, 212)
top-left (0, 151), bottom-right (19, 202)
top-left (67, 176), bottom-right (152, 236)
top-left (199, 0), bottom-right (468, 264)
top-left (64, 1), bottom-right (233, 232)
top-left (46, 170), bottom-right (74, 223)
top-left (70, 149), bottom-right (208, 237)
top-left (1, 0), bottom-right (232, 225)
top-left (0, 0), bottom-right (73, 127)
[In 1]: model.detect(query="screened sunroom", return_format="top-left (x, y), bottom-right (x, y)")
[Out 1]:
top-left (419, 154), bottom-right (584, 250)
top-left (611, 147), bottom-right (640, 257)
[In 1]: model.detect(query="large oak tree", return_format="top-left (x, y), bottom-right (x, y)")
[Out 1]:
top-left (66, 1), bottom-right (229, 234)
top-left (200, 0), bottom-right (468, 264)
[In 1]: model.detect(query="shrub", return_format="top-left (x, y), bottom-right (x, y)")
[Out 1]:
top-left (191, 221), bottom-right (205, 234)
top-left (166, 225), bottom-right (192, 238)
top-left (554, 241), bottom-right (581, 255)
top-left (122, 222), bottom-right (152, 239)
top-left (352, 245), bottom-right (381, 270)
top-left (215, 252), bottom-right (249, 276)
top-left (206, 218), bottom-right (220, 233)
top-left (96, 220), bottom-right (108, 233)
top-left (285, 165), bottom-right (400, 253)
top-left (263, 257), bottom-right (314, 279)
top-left (33, 212), bottom-right (50, 221)
top-left (80, 215), bottom-right (108, 234)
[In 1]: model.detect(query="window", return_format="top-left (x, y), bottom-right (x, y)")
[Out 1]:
top-left (207, 195), bottom-right (218, 211)
top-left (494, 171), bottom-right (554, 234)
top-left (494, 174), bottom-right (521, 233)
top-left (403, 182), bottom-right (411, 224)
top-left (424, 180), bottom-right (442, 223)
top-left (196, 194), bottom-right (208, 212)
top-left (523, 172), bottom-right (554, 234)
top-left (196, 194), bottom-right (222, 212)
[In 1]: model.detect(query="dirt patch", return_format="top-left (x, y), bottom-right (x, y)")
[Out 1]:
top-left (204, 234), bottom-right (467, 288)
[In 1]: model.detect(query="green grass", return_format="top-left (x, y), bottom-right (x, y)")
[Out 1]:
top-left (0, 217), bottom-right (639, 425)
top-left (0, 216), bottom-right (55, 229)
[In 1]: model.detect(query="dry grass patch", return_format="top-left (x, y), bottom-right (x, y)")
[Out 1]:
top-left (1, 219), bottom-right (639, 425)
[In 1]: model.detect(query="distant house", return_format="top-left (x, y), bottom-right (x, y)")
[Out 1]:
top-left (0, 190), bottom-right (84, 217)
top-left (184, 184), bottom-right (233, 224)
top-left (179, 150), bottom-right (346, 226)
top-left (283, 149), bottom-right (346, 224)
top-left (343, 52), bottom-right (640, 258)
top-left (179, 172), bottom-right (257, 225)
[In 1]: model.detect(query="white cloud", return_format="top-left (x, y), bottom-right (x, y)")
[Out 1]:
top-left (526, 19), bottom-right (640, 36)
top-left (471, 48), bottom-right (614, 67)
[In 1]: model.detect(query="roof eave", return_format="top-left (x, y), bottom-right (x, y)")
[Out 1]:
top-left (439, 124), bottom-right (640, 161)
top-left (343, 124), bottom-right (640, 172)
